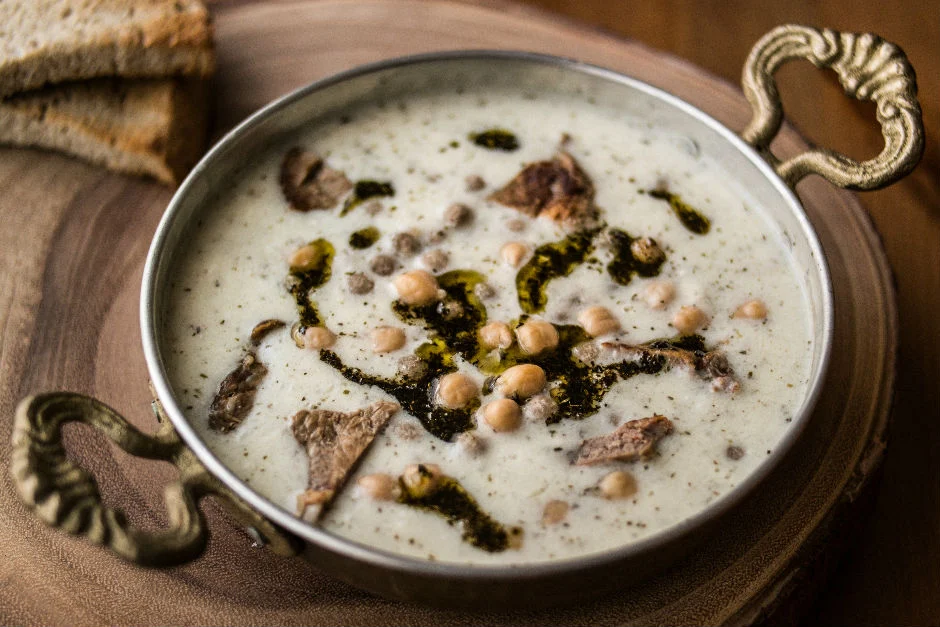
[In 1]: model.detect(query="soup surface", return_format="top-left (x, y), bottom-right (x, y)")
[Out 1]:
top-left (162, 82), bottom-right (813, 564)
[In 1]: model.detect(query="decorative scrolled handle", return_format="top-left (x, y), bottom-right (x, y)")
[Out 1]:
top-left (11, 392), bottom-right (299, 566)
top-left (741, 25), bottom-right (924, 189)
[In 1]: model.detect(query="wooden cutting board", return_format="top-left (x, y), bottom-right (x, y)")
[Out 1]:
top-left (0, 1), bottom-right (897, 625)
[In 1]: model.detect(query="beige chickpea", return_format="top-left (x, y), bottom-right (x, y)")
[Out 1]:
top-left (303, 326), bottom-right (336, 350)
top-left (733, 299), bottom-right (768, 320)
top-left (478, 321), bottom-right (514, 350)
top-left (435, 372), bottom-right (479, 409)
top-left (356, 473), bottom-right (400, 500)
top-left (577, 306), bottom-right (621, 337)
top-left (496, 364), bottom-right (547, 399)
top-left (642, 281), bottom-right (676, 310)
top-left (516, 319), bottom-right (559, 355)
top-left (288, 243), bottom-right (324, 272)
top-left (371, 326), bottom-right (406, 353)
top-left (401, 463), bottom-right (442, 498)
top-left (542, 499), bottom-right (569, 525)
top-left (455, 431), bottom-right (487, 456)
top-left (523, 393), bottom-right (557, 421)
top-left (482, 398), bottom-right (523, 432)
top-left (672, 305), bottom-right (708, 335)
top-left (394, 269), bottom-right (443, 306)
top-left (501, 241), bottom-right (530, 267)
top-left (598, 470), bottom-right (638, 499)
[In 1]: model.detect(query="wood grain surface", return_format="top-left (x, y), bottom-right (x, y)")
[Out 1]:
top-left (0, 0), bottom-right (935, 625)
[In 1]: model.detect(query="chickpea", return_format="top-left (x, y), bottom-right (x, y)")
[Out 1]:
top-left (397, 354), bottom-right (428, 380)
top-left (478, 321), bottom-right (513, 350)
top-left (642, 281), bottom-right (675, 310)
top-left (496, 364), bottom-right (547, 399)
top-left (672, 305), bottom-right (708, 334)
top-left (456, 431), bottom-right (487, 456)
top-left (501, 241), bottom-right (530, 267)
top-left (474, 282), bottom-right (496, 300)
top-left (356, 473), bottom-right (399, 500)
top-left (288, 243), bottom-right (324, 272)
top-left (506, 219), bottom-right (526, 232)
top-left (444, 203), bottom-right (474, 228)
top-left (483, 398), bottom-right (522, 432)
top-left (465, 174), bottom-right (486, 192)
top-left (598, 470), bottom-right (637, 499)
top-left (371, 326), bottom-right (406, 353)
top-left (523, 393), bottom-right (557, 421)
top-left (542, 499), bottom-right (569, 525)
top-left (303, 326), bottom-right (336, 350)
top-left (369, 254), bottom-right (398, 276)
top-left (516, 319), bottom-right (559, 355)
top-left (392, 232), bottom-right (421, 257)
top-left (436, 372), bottom-right (479, 409)
top-left (733, 299), bottom-right (768, 320)
top-left (630, 237), bottom-right (665, 265)
top-left (346, 272), bottom-right (374, 295)
top-left (401, 463), bottom-right (442, 498)
top-left (421, 249), bottom-right (449, 273)
top-left (577, 306), bottom-right (621, 337)
top-left (394, 270), bottom-right (443, 306)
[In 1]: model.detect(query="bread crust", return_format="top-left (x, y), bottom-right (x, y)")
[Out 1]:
top-left (0, 0), bottom-right (215, 96)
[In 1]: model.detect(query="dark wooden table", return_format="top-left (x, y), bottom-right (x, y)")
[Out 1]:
top-left (511, 2), bottom-right (939, 625)
top-left (0, 1), bottom-right (935, 625)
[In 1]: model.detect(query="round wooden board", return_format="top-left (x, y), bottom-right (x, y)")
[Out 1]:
top-left (0, 1), bottom-right (896, 625)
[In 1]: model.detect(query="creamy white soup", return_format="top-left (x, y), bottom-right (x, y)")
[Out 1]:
top-left (162, 83), bottom-right (813, 565)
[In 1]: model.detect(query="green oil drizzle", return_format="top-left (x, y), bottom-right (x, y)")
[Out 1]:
top-left (469, 129), bottom-right (519, 151)
top-left (605, 228), bottom-right (666, 285)
top-left (349, 226), bottom-right (380, 249)
top-left (287, 238), bottom-right (334, 327)
top-left (515, 227), bottom-right (602, 314)
top-left (398, 471), bottom-right (520, 552)
top-left (319, 348), bottom-right (476, 441)
top-left (340, 180), bottom-right (395, 216)
top-left (648, 189), bottom-right (710, 234)
top-left (392, 270), bottom-right (489, 361)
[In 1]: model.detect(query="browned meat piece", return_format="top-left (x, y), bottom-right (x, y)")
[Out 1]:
top-left (208, 352), bottom-right (267, 433)
top-left (587, 339), bottom-right (742, 392)
top-left (291, 400), bottom-right (400, 520)
top-left (280, 147), bottom-right (352, 211)
top-left (575, 414), bottom-right (674, 465)
top-left (249, 318), bottom-right (285, 345)
top-left (489, 151), bottom-right (598, 229)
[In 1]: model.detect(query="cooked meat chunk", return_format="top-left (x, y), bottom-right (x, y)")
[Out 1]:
top-left (575, 415), bottom-right (674, 465)
top-left (291, 400), bottom-right (400, 520)
top-left (249, 319), bottom-right (285, 345)
top-left (280, 147), bottom-right (352, 211)
top-left (489, 151), bottom-right (598, 230)
top-left (586, 339), bottom-right (742, 392)
top-left (208, 352), bottom-right (267, 433)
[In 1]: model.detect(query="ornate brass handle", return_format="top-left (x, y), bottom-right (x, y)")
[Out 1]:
top-left (11, 392), bottom-right (299, 566)
top-left (741, 25), bottom-right (924, 189)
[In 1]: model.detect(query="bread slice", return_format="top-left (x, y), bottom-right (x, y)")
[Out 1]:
top-left (0, 78), bottom-right (210, 184)
top-left (0, 0), bottom-right (214, 97)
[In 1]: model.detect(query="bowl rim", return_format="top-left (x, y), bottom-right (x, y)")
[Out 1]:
top-left (141, 49), bottom-right (834, 580)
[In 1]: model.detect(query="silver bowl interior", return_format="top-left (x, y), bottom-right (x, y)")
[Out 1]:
top-left (142, 51), bottom-right (833, 583)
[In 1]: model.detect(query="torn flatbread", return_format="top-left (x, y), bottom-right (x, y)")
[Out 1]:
top-left (208, 352), bottom-right (267, 433)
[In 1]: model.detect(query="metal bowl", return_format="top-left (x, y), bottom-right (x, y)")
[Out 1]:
top-left (12, 25), bottom-right (923, 608)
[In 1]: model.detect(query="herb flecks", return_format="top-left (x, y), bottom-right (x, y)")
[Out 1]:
top-left (605, 228), bottom-right (666, 285)
top-left (398, 473), bottom-right (521, 552)
top-left (649, 189), bottom-right (710, 234)
top-left (349, 226), bottom-right (380, 249)
top-left (469, 129), bottom-right (519, 151)
top-left (319, 348), bottom-right (475, 441)
top-left (341, 180), bottom-right (395, 216)
top-left (515, 227), bottom-right (602, 314)
top-left (287, 239), bottom-right (334, 327)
